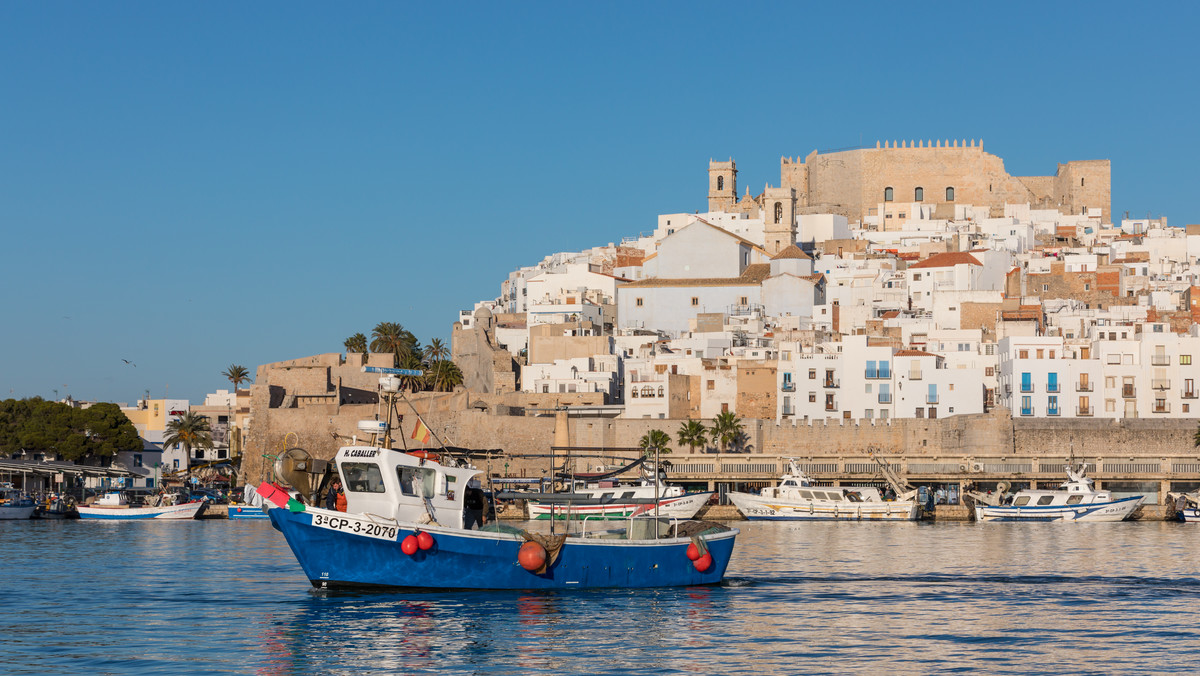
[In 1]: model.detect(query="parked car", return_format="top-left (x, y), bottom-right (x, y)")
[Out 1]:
top-left (187, 489), bottom-right (228, 504)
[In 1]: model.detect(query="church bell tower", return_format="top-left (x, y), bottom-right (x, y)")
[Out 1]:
top-left (708, 159), bottom-right (737, 212)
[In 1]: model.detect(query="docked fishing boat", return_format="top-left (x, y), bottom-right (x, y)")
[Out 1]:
top-left (35, 495), bottom-right (79, 519)
top-left (259, 366), bottom-right (738, 590)
top-left (967, 465), bottom-right (1144, 522)
top-left (727, 458), bottom-right (919, 521)
top-left (77, 491), bottom-right (207, 520)
top-left (227, 485), bottom-right (269, 520)
top-left (0, 488), bottom-right (37, 520)
top-left (526, 461), bottom-right (712, 521)
top-left (1166, 490), bottom-right (1199, 523)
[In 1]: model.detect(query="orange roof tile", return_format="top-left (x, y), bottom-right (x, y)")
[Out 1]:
top-left (909, 252), bottom-right (982, 269)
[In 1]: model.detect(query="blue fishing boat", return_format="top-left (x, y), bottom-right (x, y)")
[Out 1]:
top-left (261, 445), bottom-right (736, 590)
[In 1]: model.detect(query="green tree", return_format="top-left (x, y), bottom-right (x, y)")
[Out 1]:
top-left (710, 411), bottom-right (744, 453)
top-left (163, 412), bottom-right (214, 461)
top-left (0, 398), bottom-right (140, 460)
top-left (423, 337), bottom-right (449, 363)
top-left (639, 429), bottom-right (672, 456)
top-left (370, 322), bottom-right (420, 367)
top-left (222, 364), bottom-right (252, 390)
top-left (676, 419), bottom-right (708, 454)
top-left (344, 333), bottom-right (368, 353)
top-left (427, 359), bottom-right (463, 392)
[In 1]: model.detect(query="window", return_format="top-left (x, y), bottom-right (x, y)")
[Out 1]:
top-left (985, 367), bottom-right (994, 376)
top-left (1183, 355), bottom-right (1192, 365)
top-left (1021, 372), bottom-right (1032, 393)
top-left (1037, 495), bottom-right (1054, 506)
top-left (1019, 350), bottom-right (1029, 359)
top-left (343, 462), bottom-right (387, 493)
top-left (884, 187), bottom-right (894, 202)
top-left (739, 296), bottom-right (749, 305)
top-left (397, 466), bottom-right (436, 497)
top-left (809, 393), bottom-right (817, 402)
top-left (1014, 496), bottom-right (1030, 506)
top-left (717, 175), bottom-right (724, 191)
top-left (1021, 395), bottom-right (1032, 415)
top-left (133, 454), bottom-right (143, 468)
top-left (914, 187), bottom-right (924, 201)
top-left (927, 384), bottom-right (938, 404)
top-left (691, 297), bottom-right (699, 306)
top-left (635, 298), bottom-right (643, 307)
top-left (706, 379), bottom-right (715, 390)
top-left (809, 369), bottom-right (817, 379)
top-left (1048, 395), bottom-right (1059, 415)
top-left (915, 408), bottom-right (924, 418)
top-left (865, 360), bottom-right (877, 378)
top-left (945, 186), bottom-right (955, 201)
top-left (825, 393), bottom-right (835, 410)
top-left (1066, 495), bottom-right (1083, 505)
top-left (879, 360), bottom-right (891, 378)
top-left (878, 384), bottom-right (891, 403)
top-left (774, 202), bottom-right (783, 223)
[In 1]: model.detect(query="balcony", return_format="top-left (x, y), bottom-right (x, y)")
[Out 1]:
top-left (1152, 379), bottom-right (1171, 390)
top-left (1020, 407), bottom-right (1034, 416)
top-left (1048, 407), bottom-right (1060, 416)
top-left (1046, 383), bottom-right (1060, 393)
top-left (1076, 382), bottom-right (1093, 392)
top-left (878, 394), bottom-right (892, 404)
top-left (825, 402), bottom-right (837, 412)
top-left (1122, 386), bottom-right (1136, 398)
top-left (1152, 356), bottom-right (1171, 366)
top-left (823, 379), bottom-right (840, 389)
top-left (1077, 406), bottom-right (1093, 416)
top-left (926, 395), bottom-right (939, 404)
top-left (782, 406), bottom-right (795, 417)
top-left (781, 383), bottom-right (795, 392)
top-left (1153, 402), bottom-right (1171, 414)
top-left (1184, 389), bottom-right (1197, 400)
top-left (1020, 384), bottom-right (1034, 393)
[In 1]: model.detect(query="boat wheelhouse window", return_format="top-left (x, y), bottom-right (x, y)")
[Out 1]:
top-left (799, 491), bottom-right (814, 500)
top-left (1066, 495), bottom-right (1083, 505)
top-left (1013, 496), bottom-right (1030, 506)
top-left (621, 491), bottom-right (635, 499)
top-left (601, 492), bottom-right (614, 500)
top-left (397, 466), bottom-right (437, 497)
top-left (342, 462), bottom-right (387, 493)
top-left (818, 492), bottom-right (836, 501)
top-left (1036, 495), bottom-right (1054, 506)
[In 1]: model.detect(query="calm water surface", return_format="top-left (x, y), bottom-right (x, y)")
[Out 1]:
top-left (2, 518), bottom-right (1198, 674)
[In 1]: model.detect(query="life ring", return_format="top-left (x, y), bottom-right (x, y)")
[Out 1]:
top-left (408, 450), bottom-right (439, 461)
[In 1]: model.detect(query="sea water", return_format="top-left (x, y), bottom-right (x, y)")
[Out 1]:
top-left (2, 518), bottom-right (1198, 674)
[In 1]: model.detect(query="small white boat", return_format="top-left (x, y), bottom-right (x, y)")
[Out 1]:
top-left (526, 464), bottom-right (712, 521)
top-left (1166, 491), bottom-right (1199, 523)
top-left (77, 492), bottom-right (207, 520)
top-left (970, 465), bottom-right (1144, 522)
top-left (0, 488), bottom-right (37, 520)
top-left (728, 459), bottom-right (919, 521)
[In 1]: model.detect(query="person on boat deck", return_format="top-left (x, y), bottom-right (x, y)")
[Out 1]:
top-left (464, 480), bottom-right (487, 529)
top-left (325, 479), bottom-right (347, 512)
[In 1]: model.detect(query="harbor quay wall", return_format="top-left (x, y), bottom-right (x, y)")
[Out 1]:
top-left (245, 389), bottom-right (1200, 506)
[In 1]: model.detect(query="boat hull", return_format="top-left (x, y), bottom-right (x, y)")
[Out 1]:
top-left (0, 505), bottom-right (37, 520)
top-left (727, 491), bottom-right (918, 521)
top-left (528, 492), bottom-right (711, 521)
top-left (1174, 508), bottom-right (1200, 523)
top-left (227, 505), bottom-right (269, 520)
top-left (77, 501), bottom-right (207, 520)
top-left (268, 505), bottom-right (737, 590)
top-left (974, 496), bottom-right (1144, 522)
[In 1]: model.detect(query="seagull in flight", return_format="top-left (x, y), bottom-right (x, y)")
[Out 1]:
top-left (122, 359), bottom-right (136, 367)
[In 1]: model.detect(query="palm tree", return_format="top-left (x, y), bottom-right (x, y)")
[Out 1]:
top-left (397, 352), bottom-right (425, 392)
top-left (423, 338), bottom-right (449, 363)
top-left (677, 419), bottom-right (708, 454)
top-left (639, 429), bottom-right (671, 457)
top-left (344, 333), bottom-right (368, 353)
top-left (163, 412), bottom-right (214, 462)
top-left (710, 411), bottom-right (744, 453)
top-left (428, 360), bottom-right (463, 392)
top-left (222, 364), bottom-right (251, 391)
top-left (370, 322), bottom-right (417, 366)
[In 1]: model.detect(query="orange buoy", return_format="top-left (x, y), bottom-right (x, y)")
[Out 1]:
top-left (408, 450), bottom-right (439, 461)
top-left (417, 531), bottom-right (434, 550)
top-left (685, 543), bottom-right (701, 561)
top-left (518, 541), bottom-right (547, 572)
top-left (693, 552), bottom-right (713, 572)
top-left (401, 534), bottom-right (419, 556)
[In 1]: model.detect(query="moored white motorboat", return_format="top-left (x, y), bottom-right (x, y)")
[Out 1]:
top-left (526, 466), bottom-right (712, 521)
top-left (1166, 491), bottom-right (1199, 523)
top-left (728, 459), bottom-right (919, 521)
top-left (968, 465), bottom-right (1144, 522)
top-left (0, 489), bottom-right (37, 520)
top-left (77, 492), bottom-right (207, 520)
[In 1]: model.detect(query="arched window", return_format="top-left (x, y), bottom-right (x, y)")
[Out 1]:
top-left (657, 386), bottom-right (665, 398)
top-left (717, 176), bottom-right (724, 191)
top-left (641, 386), bottom-right (654, 398)
top-left (945, 187), bottom-right (955, 202)
top-left (914, 187), bottom-right (924, 201)
top-left (884, 187), bottom-right (894, 202)
top-left (631, 388), bottom-right (639, 398)
top-left (774, 202), bottom-right (783, 223)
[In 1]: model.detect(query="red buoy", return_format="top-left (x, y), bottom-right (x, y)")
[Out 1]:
top-left (417, 531), bottom-right (434, 551)
top-left (401, 534), bottom-right (419, 556)
top-left (685, 543), bottom-right (701, 561)
top-left (518, 541), bottom-right (547, 572)
top-left (693, 552), bottom-right (713, 572)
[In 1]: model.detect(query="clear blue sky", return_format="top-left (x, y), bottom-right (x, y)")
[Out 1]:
top-left (2, 2), bottom-right (1197, 405)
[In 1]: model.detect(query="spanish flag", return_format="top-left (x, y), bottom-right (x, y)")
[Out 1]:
top-left (411, 420), bottom-right (432, 444)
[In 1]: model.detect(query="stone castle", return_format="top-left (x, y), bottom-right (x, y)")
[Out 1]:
top-left (708, 140), bottom-right (1111, 231)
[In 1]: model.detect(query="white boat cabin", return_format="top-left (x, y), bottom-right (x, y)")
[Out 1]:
top-left (1006, 467), bottom-right (1112, 507)
top-left (761, 459), bottom-right (886, 504)
top-left (335, 445), bottom-right (482, 528)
